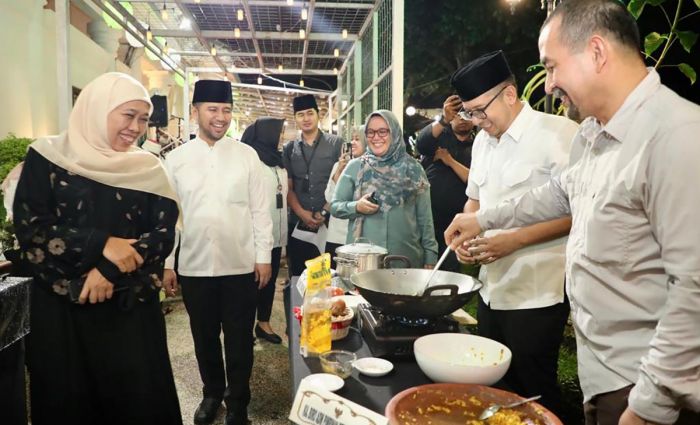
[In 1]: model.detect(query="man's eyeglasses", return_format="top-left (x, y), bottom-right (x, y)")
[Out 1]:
top-left (457, 85), bottom-right (508, 121)
top-left (365, 128), bottom-right (390, 138)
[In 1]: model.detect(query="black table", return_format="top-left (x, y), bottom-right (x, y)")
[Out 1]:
top-left (0, 275), bottom-right (31, 425)
top-left (287, 278), bottom-right (444, 415)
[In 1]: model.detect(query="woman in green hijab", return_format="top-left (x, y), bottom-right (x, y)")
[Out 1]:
top-left (330, 110), bottom-right (438, 268)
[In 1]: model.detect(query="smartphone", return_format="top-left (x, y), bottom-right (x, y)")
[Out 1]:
top-left (368, 191), bottom-right (379, 205)
top-left (342, 142), bottom-right (352, 158)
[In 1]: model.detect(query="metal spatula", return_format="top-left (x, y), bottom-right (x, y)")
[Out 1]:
top-left (419, 246), bottom-right (452, 296)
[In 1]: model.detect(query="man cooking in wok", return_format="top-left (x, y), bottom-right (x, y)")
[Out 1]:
top-left (447, 50), bottom-right (578, 417)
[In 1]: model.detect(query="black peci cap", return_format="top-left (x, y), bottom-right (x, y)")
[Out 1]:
top-left (450, 50), bottom-right (514, 101)
top-left (192, 80), bottom-right (233, 104)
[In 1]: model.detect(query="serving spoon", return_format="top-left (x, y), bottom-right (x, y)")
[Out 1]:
top-left (478, 395), bottom-right (542, 420)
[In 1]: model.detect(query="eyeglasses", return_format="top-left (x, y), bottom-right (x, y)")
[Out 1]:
top-left (457, 85), bottom-right (508, 121)
top-left (365, 128), bottom-right (390, 138)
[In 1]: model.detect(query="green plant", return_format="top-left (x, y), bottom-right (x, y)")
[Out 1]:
top-left (522, 0), bottom-right (699, 111)
top-left (0, 133), bottom-right (33, 251)
top-left (630, 0), bottom-right (699, 84)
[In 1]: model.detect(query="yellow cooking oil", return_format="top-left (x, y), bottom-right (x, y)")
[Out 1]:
top-left (300, 253), bottom-right (332, 357)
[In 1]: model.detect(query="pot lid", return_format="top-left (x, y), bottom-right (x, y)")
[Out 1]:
top-left (336, 242), bottom-right (388, 255)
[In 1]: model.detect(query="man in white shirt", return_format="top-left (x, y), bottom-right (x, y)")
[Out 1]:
top-left (449, 50), bottom-right (578, 416)
top-left (163, 80), bottom-right (273, 425)
top-left (446, 1), bottom-right (700, 424)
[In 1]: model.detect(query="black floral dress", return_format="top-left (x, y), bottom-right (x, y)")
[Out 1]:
top-left (13, 148), bottom-right (178, 304)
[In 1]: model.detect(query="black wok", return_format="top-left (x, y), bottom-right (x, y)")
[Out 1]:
top-left (350, 258), bottom-right (482, 318)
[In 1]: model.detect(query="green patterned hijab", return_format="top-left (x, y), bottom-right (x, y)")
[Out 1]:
top-left (353, 110), bottom-right (429, 233)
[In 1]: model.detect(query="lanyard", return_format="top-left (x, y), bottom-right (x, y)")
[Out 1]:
top-left (271, 166), bottom-right (282, 193)
top-left (300, 138), bottom-right (320, 178)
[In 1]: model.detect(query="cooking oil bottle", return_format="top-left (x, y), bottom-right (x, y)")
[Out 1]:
top-left (300, 253), bottom-right (332, 357)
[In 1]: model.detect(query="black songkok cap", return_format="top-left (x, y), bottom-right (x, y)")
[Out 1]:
top-left (450, 50), bottom-right (514, 101)
top-left (192, 80), bottom-right (232, 104)
top-left (293, 94), bottom-right (318, 113)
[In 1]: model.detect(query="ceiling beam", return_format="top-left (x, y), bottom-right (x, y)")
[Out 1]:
top-left (240, 0), bottom-right (265, 69)
top-left (300, 0), bottom-right (316, 77)
top-left (172, 50), bottom-right (344, 59)
top-left (338, 0), bottom-right (379, 75)
top-left (126, 0), bottom-right (374, 9)
top-left (199, 67), bottom-right (336, 75)
top-left (94, 0), bottom-right (185, 77)
top-left (173, 0), bottom-right (239, 83)
top-left (152, 29), bottom-right (357, 41)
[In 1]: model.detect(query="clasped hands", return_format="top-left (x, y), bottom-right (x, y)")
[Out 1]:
top-left (79, 236), bottom-right (143, 304)
top-left (444, 212), bottom-right (521, 265)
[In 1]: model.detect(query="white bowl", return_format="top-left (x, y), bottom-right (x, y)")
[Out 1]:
top-left (302, 373), bottom-right (345, 392)
top-left (353, 357), bottom-right (394, 377)
top-left (414, 333), bottom-right (511, 385)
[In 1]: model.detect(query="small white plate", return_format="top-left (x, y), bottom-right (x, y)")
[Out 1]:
top-left (353, 357), bottom-right (394, 377)
top-left (302, 373), bottom-right (345, 392)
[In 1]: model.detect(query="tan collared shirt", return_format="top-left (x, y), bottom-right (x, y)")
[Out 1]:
top-left (477, 70), bottom-right (700, 423)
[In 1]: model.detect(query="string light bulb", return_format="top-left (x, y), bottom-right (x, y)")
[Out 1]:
top-left (342, 29), bottom-right (348, 39)
top-left (163, 41), bottom-right (169, 54)
top-left (301, 8), bottom-right (308, 20)
top-left (287, 0), bottom-right (293, 5)
top-left (333, 67), bottom-right (338, 75)
top-left (299, 29), bottom-right (305, 39)
top-left (146, 25), bottom-right (153, 41)
top-left (161, 3), bottom-right (168, 20)
top-left (334, 48), bottom-right (340, 57)
top-left (299, 79), bottom-right (305, 87)
top-left (257, 76), bottom-right (262, 85)
top-left (210, 46), bottom-right (217, 56)
top-left (278, 64), bottom-right (283, 71)
top-left (234, 27), bottom-right (241, 38)
top-left (194, 0), bottom-right (200, 3)
top-left (237, 9), bottom-right (244, 21)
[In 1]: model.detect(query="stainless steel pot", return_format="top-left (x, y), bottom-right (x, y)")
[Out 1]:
top-left (333, 238), bottom-right (408, 280)
top-left (350, 264), bottom-right (483, 318)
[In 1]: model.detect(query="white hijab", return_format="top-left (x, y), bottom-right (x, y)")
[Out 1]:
top-left (30, 72), bottom-right (178, 203)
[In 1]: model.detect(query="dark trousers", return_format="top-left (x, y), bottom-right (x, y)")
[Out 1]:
top-left (180, 274), bottom-right (257, 415)
top-left (257, 247), bottom-right (282, 322)
top-left (478, 295), bottom-right (570, 417)
top-left (584, 385), bottom-right (700, 425)
top-left (325, 241), bottom-right (343, 270)
top-left (287, 234), bottom-right (321, 277)
top-left (26, 287), bottom-right (182, 425)
top-left (0, 339), bottom-right (27, 425)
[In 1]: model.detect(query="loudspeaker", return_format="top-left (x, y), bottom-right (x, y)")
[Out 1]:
top-left (149, 95), bottom-right (168, 127)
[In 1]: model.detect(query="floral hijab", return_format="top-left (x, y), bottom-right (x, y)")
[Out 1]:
top-left (352, 110), bottom-right (429, 238)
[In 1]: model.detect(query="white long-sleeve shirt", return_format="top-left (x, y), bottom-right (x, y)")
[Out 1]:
top-left (467, 102), bottom-right (577, 310)
top-left (164, 137), bottom-right (273, 276)
top-left (477, 70), bottom-right (700, 423)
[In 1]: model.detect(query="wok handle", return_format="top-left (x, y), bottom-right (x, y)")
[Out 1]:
top-left (382, 255), bottom-right (412, 269)
top-left (423, 284), bottom-right (458, 297)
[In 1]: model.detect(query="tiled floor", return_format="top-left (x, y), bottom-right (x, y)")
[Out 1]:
top-left (165, 277), bottom-right (292, 425)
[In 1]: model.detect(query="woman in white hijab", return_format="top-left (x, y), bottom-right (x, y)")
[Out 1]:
top-left (13, 72), bottom-right (182, 425)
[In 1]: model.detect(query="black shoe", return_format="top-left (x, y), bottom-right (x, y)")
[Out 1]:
top-left (255, 324), bottom-right (282, 344)
top-left (194, 397), bottom-right (221, 425)
top-left (224, 412), bottom-right (251, 425)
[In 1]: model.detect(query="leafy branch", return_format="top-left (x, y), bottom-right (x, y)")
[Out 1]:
top-left (629, 0), bottom-right (698, 84)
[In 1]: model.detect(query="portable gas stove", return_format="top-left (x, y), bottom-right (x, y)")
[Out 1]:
top-left (357, 304), bottom-right (461, 359)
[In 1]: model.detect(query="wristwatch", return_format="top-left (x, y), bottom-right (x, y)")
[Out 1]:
top-left (438, 115), bottom-right (451, 127)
